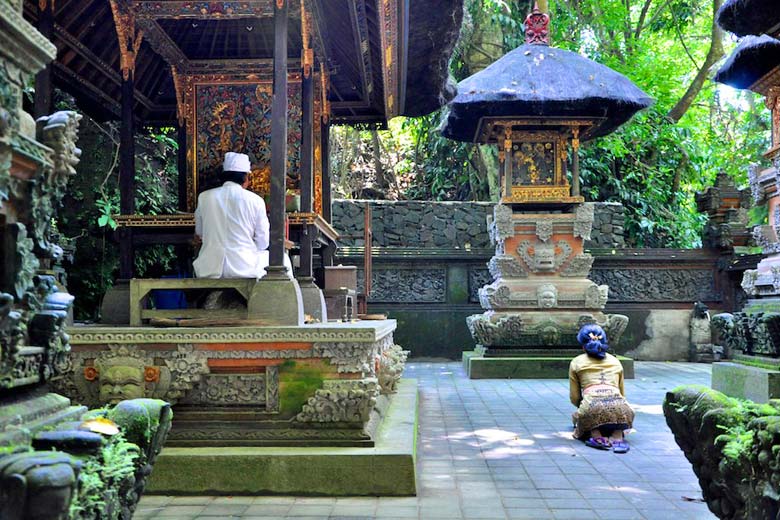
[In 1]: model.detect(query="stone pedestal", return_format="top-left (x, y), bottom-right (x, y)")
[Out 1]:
top-left (712, 360), bottom-right (780, 402)
top-left (247, 268), bottom-right (304, 325)
top-left (464, 203), bottom-right (630, 378)
top-left (298, 276), bottom-right (328, 322)
top-left (100, 279), bottom-right (131, 324)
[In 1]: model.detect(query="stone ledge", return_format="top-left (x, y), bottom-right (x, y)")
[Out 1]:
top-left (712, 361), bottom-right (780, 402)
top-left (145, 378), bottom-right (418, 496)
top-left (463, 351), bottom-right (635, 379)
top-left (67, 320), bottom-right (397, 345)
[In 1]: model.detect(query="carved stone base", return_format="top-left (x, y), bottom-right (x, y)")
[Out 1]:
top-left (466, 310), bottom-right (629, 348)
top-left (298, 277), bottom-right (328, 323)
top-left (247, 270), bottom-right (304, 325)
top-left (100, 280), bottom-right (130, 325)
top-left (146, 379), bottom-right (419, 495)
top-left (463, 349), bottom-right (635, 379)
top-left (689, 343), bottom-right (724, 363)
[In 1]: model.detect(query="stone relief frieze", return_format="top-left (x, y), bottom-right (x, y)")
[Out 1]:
top-left (357, 268), bottom-right (446, 303)
top-left (536, 220), bottom-right (553, 242)
top-left (487, 255), bottom-right (528, 280)
top-left (752, 225), bottom-right (780, 254)
top-left (68, 327), bottom-right (384, 344)
top-left (377, 344), bottom-right (408, 395)
top-left (589, 268), bottom-right (719, 302)
top-left (573, 203), bottom-right (595, 240)
top-left (313, 335), bottom-right (393, 376)
top-left (469, 267), bottom-right (494, 304)
top-left (516, 240), bottom-right (572, 273)
top-left (748, 163), bottom-right (763, 204)
top-left (478, 282), bottom-right (511, 309)
top-left (295, 379), bottom-right (379, 424)
top-left (560, 253), bottom-right (595, 278)
top-left (179, 374), bottom-right (267, 406)
top-left (492, 204), bottom-right (515, 241)
top-left (54, 343), bottom-right (210, 407)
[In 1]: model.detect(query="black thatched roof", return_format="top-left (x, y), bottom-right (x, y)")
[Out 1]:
top-left (717, 0), bottom-right (780, 37)
top-left (714, 35), bottom-right (780, 90)
top-left (439, 44), bottom-right (653, 142)
top-left (402, 0), bottom-right (463, 117)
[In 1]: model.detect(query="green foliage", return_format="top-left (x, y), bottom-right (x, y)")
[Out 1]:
top-left (332, 0), bottom-right (770, 248)
top-left (56, 91), bottom-right (181, 320)
top-left (68, 433), bottom-right (138, 520)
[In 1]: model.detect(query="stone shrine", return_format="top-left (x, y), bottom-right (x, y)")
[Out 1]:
top-left (440, 4), bottom-right (652, 378)
top-left (710, 2), bottom-right (780, 401)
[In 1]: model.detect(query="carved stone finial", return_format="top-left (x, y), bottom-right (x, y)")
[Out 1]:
top-left (525, 3), bottom-right (550, 46)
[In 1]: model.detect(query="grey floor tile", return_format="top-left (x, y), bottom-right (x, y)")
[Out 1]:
top-left (143, 362), bottom-right (717, 520)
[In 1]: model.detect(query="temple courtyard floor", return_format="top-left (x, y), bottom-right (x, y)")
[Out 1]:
top-left (135, 361), bottom-right (715, 520)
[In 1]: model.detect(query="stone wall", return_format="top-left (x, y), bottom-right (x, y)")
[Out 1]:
top-left (333, 200), bottom-right (626, 249)
top-left (331, 200), bottom-right (739, 361)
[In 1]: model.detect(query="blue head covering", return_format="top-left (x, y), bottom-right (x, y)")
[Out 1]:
top-left (577, 324), bottom-right (609, 359)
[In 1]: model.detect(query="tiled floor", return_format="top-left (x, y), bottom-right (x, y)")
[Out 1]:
top-left (135, 361), bottom-right (716, 519)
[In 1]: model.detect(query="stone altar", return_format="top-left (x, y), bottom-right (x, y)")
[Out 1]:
top-left (60, 321), bottom-right (403, 446)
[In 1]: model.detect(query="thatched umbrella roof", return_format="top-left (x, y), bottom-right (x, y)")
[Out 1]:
top-left (717, 0), bottom-right (780, 37)
top-left (439, 43), bottom-right (653, 142)
top-left (714, 35), bottom-right (780, 91)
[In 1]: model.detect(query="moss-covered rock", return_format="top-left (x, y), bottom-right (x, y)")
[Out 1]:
top-left (664, 385), bottom-right (780, 519)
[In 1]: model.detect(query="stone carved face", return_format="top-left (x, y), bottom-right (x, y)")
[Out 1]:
top-left (99, 365), bottom-right (145, 404)
top-left (537, 284), bottom-right (558, 309)
top-left (534, 244), bottom-right (555, 271)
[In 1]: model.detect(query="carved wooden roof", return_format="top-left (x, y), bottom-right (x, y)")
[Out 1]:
top-left (22, 0), bottom-right (463, 125)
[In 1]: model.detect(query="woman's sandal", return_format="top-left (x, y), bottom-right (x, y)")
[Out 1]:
top-left (585, 437), bottom-right (611, 450)
top-left (612, 440), bottom-right (630, 453)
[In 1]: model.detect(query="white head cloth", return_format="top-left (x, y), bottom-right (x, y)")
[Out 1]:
top-left (223, 152), bottom-right (251, 173)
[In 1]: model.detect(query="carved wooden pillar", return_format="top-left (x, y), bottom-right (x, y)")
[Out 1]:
top-left (268, 0), bottom-right (288, 270)
top-left (33, 0), bottom-right (54, 119)
top-left (110, 0), bottom-right (142, 279)
top-left (118, 71), bottom-right (135, 278)
top-left (176, 123), bottom-right (187, 212)
top-left (503, 127), bottom-right (512, 199)
top-left (321, 122), bottom-right (332, 224)
top-left (571, 127), bottom-right (580, 197)
top-left (299, 2), bottom-right (314, 280)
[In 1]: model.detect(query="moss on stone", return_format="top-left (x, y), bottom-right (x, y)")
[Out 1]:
top-left (279, 360), bottom-right (326, 416)
top-left (665, 385), bottom-right (780, 518)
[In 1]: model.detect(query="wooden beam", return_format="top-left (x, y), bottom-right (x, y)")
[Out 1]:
top-left (269, 0), bottom-right (288, 268)
top-left (53, 25), bottom-right (159, 112)
top-left (34, 0), bottom-right (54, 119)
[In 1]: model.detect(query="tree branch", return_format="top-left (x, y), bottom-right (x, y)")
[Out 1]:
top-left (667, 0), bottom-right (725, 123)
top-left (634, 0), bottom-right (654, 40)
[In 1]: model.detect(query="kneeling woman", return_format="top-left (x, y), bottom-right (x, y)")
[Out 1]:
top-left (569, 324), bottom-right (634, 453)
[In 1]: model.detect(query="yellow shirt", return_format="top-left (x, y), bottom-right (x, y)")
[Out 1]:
top-left (568, 353), bottom-right (625, 407)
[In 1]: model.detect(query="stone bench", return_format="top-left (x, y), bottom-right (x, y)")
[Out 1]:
top-left (129, 278), bottom-right (258, 326)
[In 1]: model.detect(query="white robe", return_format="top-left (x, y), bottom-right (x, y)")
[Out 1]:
top-left (193, 181), bottom-right (290, 279)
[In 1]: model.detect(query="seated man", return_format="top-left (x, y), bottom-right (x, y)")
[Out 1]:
top-left (193, 152), bottom-right (291, 279)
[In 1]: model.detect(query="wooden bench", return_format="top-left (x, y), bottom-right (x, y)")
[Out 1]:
top-left (129, 278), bottom-right (258, 326)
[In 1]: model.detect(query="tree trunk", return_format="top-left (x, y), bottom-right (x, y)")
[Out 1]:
top-left (667, 0), bottom-right (724, 123)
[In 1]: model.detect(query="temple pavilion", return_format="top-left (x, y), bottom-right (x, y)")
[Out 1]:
top-left (13, 0), bottom-right (465, 495)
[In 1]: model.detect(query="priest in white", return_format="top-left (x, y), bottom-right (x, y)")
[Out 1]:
top-left (193, 152), bottom-right (290, 279)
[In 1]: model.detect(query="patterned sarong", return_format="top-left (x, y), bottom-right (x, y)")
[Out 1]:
top-left (573, 384), bottom-right (634, 440)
